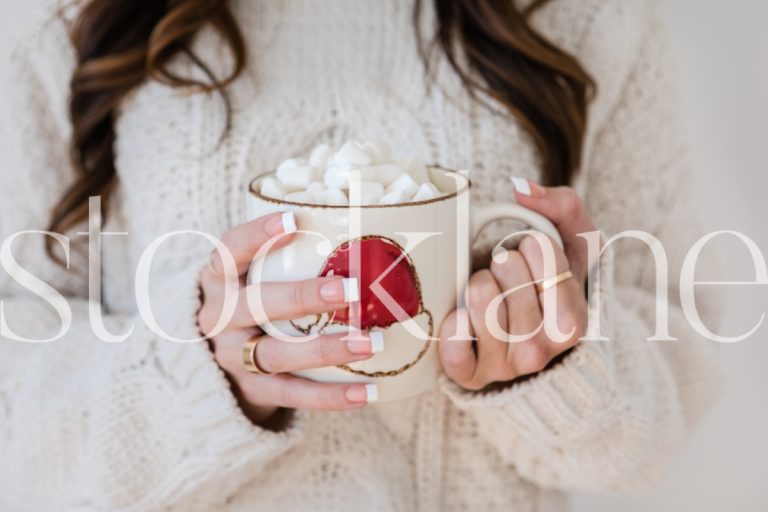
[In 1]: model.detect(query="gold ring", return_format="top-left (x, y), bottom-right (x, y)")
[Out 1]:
top-left (242, 335), bottom-right (273, 375)
top-left (536, 269), bottom-right (573, 294)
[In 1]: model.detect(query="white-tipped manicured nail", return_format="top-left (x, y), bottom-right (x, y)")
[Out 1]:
top-left (365, 384), bottom-right (379, 402)
top-left (342, 277), bottom-right (360, 303)
top-left (369, 331), bottom-right (385, 353)
top-left (511, 177), bottom-right (531, 196)
top-left (281, 211), bottom-right (297, 233)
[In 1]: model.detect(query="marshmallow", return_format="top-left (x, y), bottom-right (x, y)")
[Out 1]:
top-left (284, 191), bottom-right (315, 203)
top-left (332, 141), bottom-right (372, 166)
top-left (307, 181), bottom-right (327, 195)
top-left (278, 165), bottom-right (318, 192)
top-left (259, 176), bottom-right (285, 200)
top-left (324, 165), bottom-right (345, 189)
top-left (319, 188), bottom-right (348, 206)
top-left (324, 165), bottom-right (351, 189)
top-left (308, 143), bottom-right (332, 168)
top-left (260, 140), bottom-right (446, 206)
top-left (348, 180), bottom-right (384, 206)
top-left (361, 141), bottom-right (391, 164)
top-left (411, 181), bottom-right (440, 202)
top-left (324, 165), bottom-right (376, 189)
top-left (372, 164), bottom-right (406, 187)
top-left (385, 173), bottom-right (419, 197)
top-left (276, 158), bottom-right (300, 175)
top-left (345, 166), bottom-right (377, 182)
top-left (379, 188), bottom-right (408, 205)
top-left (400, 159), bottom-right (429, 183)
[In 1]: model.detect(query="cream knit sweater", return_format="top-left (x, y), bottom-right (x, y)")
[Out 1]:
top-left (0, 1), bottom-right (722, 511)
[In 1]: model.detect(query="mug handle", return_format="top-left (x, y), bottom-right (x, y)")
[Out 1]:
top-left (472, 202), bottom-right (563, 249)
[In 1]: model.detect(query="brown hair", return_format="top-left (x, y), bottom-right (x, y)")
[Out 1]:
top-left (48, 0), bottom-right (593, 257)
top-left (421, 0), bottom-right (595, 184)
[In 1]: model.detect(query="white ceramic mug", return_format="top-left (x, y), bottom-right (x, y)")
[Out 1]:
top-left (246, 166), bottom-right (562, 401)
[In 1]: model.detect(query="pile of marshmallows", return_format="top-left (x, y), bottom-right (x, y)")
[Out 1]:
top-left (259, 140), bottom-right (444, 206)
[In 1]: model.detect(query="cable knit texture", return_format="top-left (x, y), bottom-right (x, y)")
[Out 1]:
top-left (0, 1), bottom-right (721, 511)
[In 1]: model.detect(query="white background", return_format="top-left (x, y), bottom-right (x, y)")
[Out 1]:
top-left (573, 1), bottom-right (768, 511)
top-left (1, 0), bottom-right (766, 510)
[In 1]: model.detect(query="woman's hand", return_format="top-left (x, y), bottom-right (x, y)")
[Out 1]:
top-left (438, 181), bottom-right (599, 391)
top-left (197, 212), bottom-right (379, 427)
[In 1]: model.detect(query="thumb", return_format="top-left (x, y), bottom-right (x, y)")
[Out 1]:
top-left (510, 177), bottom-right (597, 283)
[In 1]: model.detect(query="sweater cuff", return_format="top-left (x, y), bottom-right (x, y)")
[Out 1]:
top-left (145, 260), bottom-right (307, 469)
top-left (440, 236), bottom-right (617, 444)
top-left (440, 340), bottom-right (616, 443)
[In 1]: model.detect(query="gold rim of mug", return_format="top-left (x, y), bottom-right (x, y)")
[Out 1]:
top-left (248, 165), bottom-right (472, 209)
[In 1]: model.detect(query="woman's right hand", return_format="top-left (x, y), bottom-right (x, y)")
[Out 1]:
top-left (197, 212), bottom-right (379, 427)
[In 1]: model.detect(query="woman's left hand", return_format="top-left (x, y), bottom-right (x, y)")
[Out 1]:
top-left (438, 180), bottom-right (599, 391)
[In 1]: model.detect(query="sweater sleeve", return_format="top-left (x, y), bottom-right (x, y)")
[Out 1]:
top-left (0, 16), bottom-right (305, 511)
top-left (440, 8), bottom-right (723, 493)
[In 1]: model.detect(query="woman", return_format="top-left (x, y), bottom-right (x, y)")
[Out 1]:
top-left (0, 0), bottom-right (720, 510)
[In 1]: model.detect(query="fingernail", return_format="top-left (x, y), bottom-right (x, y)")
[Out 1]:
top-left (266, 212), bottom-right (297, 237)
top-left (342, 277), bottom-right (359, 302)
top-left (320, 278), bottom-right (344, 303)
top-left (369, 331), bottom-right (384, 353)
top-left (511, 177), bottom-right (532, 196)
top-left (512, 177), bottom-right (546, 197)
top-left (346, 384), bottom-right (379, 403)
top-left (347, 331), bottom-right (385, 355)
top-left (281, 211), bottom-right (297, 233)
top-left (320, 277), bottom-right (358, 303)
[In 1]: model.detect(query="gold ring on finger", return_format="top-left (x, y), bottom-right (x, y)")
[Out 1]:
top-left (536, 269), bottom-right (573, 294)
top-left (242, 335), bottom-right (273, 375)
